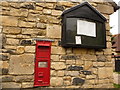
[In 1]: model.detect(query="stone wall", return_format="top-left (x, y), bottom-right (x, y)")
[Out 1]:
top-left (1, 1), bottom-right (114, 88)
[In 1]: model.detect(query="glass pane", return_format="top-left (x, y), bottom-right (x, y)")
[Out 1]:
top-left (38, 62), bottom-right (48, 68)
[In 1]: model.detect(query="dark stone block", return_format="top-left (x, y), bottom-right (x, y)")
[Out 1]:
top-left (20, 40), bottom-right (32, 45)
top-left (67, 66), bottom-right (83, 71)
top-left (97, 55), bottom-right (106, 62)
top-left (61, 55), bottom-right (80, 60)
top-left (55, 5), bottom-right (65, 11)
top-left (20, 4), bottom-right (35, 9)
top-left (72, 78), bottom-right (85, 85)
top-left (81, 71), bottom-right (92, 75)
top-left (2, 68), bottom-right (8, 75)
top-left (0, 55), bottom-right (8, 61)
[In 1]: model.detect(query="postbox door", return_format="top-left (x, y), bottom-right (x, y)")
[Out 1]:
top-left (34, 41), bottom-right (51, 86)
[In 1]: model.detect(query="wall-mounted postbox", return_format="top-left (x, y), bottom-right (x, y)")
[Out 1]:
top-left (34, 39), bottom-right (53, 87)
top-left (61, 2), bottom-right (107, 49)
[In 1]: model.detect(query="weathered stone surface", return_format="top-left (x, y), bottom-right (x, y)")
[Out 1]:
top-left (66, 60), bottom-right (75, 65)
top-left (86, 75), bottom-right (96, 79)
top-left (20, 2), bottom-right (35, 9)
top-left (57, 71), bottom-right (64, 76)
top-left (22, 82), bottom-right (33, 88)
top-left (2, 75), bottom-right (14, 82)
top-left (46, 24), bottom-right (61, 38)
top-left (43, 9), bottom-right (51, 14)
top-left (27, 13), bottom-right (40, 22)
top-left (103, 49), bottom-right (112, 55)
top-left (1, 16), bottom-right (18, 26)
top-left (84, 61), bottom-right (93, 70)
top-left (16, 35), bottom-right (30, 39)
top-left (51, 55), bottom-right (59, 61)
top-left (51, 46), bottom-right (65, 54)
top-left (2, 61), bottom-right (9, 68)
top-left (37, 23), bottom-right (46, 29)
top-left (97, 4), bottom-right (114, 14)
top-left (51, 62), bottom-right (66, 70)
top-left (9, 54), bottom-right (34, 74)
top-left (2, 82), bottom-right (21, 88)
top-left (25, 46), bottom-right (35, 53)
top-left (98, 67), bottom-right (113, 79)
top-left (76, 60), bottom-right (84, 66)
top-left (51, 70), bottom-right (57, 76)
top-left (73, 48), bottom-right (87, 54)
top-left (36, 6), bottom-right (43, 11)
top-left (6, 38), bottom-right (19, 45)
top-left (81, 54), bottom-right (97, 61)
top-left (10, 8), bottom-right (28, 17)
top-left (3, 27), bottom-right (21, 34)
top-left (64, 80), bottom-right (71, 85)
top-left (51, 10), bottom-right (62, 16)
top-left (50, 77), bottom-right (63, 86)
top-left (19, 20), bottom-right (36, 28)
top-left (16, 46), bottom-right (25, 54)
top-left (14, 76), bottom-right (33, 82)
top-left (22, 29), bottom-right (45, 35)
top-left (61, 55), bottom-right (79, 60)
top-left (65, 71), bottom-right (79, 76)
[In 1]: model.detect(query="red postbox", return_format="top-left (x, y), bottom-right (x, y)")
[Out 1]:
top-left (34, 39), bottom-right (52, 86)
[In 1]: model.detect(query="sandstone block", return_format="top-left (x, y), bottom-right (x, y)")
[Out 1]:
top-left (76, 60), bottom-right (84, 66)
top-left (6, 38), bottom-right (19, 45)
top-left (51, 10), bottom-right (62, 16)
top-left (14, 76), bottom-right (33, 82)
top-left (22, 82), bottom-right (34, 88)
top-left (50, 77), bottom-right (63, 86)
top-left (43, 9), bottom-right (51, 14)
top-left (81, 54), bottom-right (97, 61)
top-left (9, 54), bottom-right (34, 74)
top-left (10, 8), bottom-right (28, 17)
top-left (1, 16), bottom-right (18, 26)
top-left (64, 80), bottom-right (71, 86)
top-left (27, 13), bottom-right (40, 22)
top-left (16, 35), bottom-right (30, 39)
top-left (105, 23), bottom-right (111, 30)
top-left (51, 46), bottom-right (65, 54)
top-left (65, 71), bottom-right (79, 76)
top-left (51, 62), bottom-right (66, 70)
top-left (1, 1), bottom-right (9, 6)
top-left (37, 23), bottom-right (46, 29)
top-left (51, 55), bottom-right (59, 61)
top-left (22, 29), bottom-right (45, 36)
top-left (97, 4), bottom-right (114, 14)
top-left (58, 1), bottom-right (75, 7)
top-left (3, 27), bottom-right (21, 34)
top-left (25, 46), bottom-right (35, 53)
top-left (51, 70), bottom-right (57, 76)
top-left (2, 82), bottom-right (21, 88)
top-left (19, 20), bottom-right (36, 28)
top-left (103, 49), bottom-right (112, 55)
top-left (46, 24), bottom-right (61, 38)
top-left (84, 61), bottom-right (93, 70)
top-left (73, 48), bottom-right (87, 54)
top-left (2, 61), bottom-right (9, 69)
top-left (98, 67), bottom-right (113, 79)
top-left (2, 75), bottom-right (14, 82)
top-left (36, 6), bottom-right (43, 11)
top-left (57, 71), bottom-right (64, 76)
top-left (16, 46), bottom-right (25, 54)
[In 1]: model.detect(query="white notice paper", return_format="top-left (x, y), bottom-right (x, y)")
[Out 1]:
top-left (77, 20), bottom-right (96, 37)
top-left (76, 36), bottom-right (82, 44)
